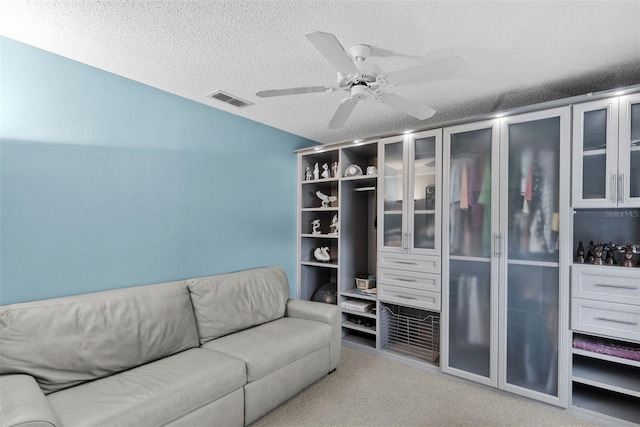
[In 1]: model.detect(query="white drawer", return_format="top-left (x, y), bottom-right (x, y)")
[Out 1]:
top-left (378, 284), bottom-right (441, 311)
top-left (378, 252), bottom-right (441, 274)
top-left (571, 298), bottom-right (640, 342)
top-left (378, 268), bottom-right (441, 293)
top-left (572, 265), bottom-right (640, 305)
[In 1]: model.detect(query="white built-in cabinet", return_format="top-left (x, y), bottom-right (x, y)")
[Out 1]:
top-left (441, 107), bottom-right (571, 407)
top-left (377, 130), bottom-right (443, 363)
top-left (296, 86), bottom-right (640, 424)
top-left (572, 93), bottom-right (640, 208)
top-left (378, 131), bottom-right (442, 311)
top-left (569, 92), bottom-right (640, 425)
top-left (297, 142), bottom-right (379, 350)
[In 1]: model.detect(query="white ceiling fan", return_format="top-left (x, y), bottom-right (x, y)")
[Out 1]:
top-left (256, 31), bottom-right (468, 129)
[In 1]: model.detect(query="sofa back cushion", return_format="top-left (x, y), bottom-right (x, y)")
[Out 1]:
top-left (188, 266), bottom-right (290, 344)
top-left (0, 280), bottom-right (200, 394)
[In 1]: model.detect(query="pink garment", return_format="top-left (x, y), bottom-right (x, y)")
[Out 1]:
top-left (460, 161), bottom-right (469, 209)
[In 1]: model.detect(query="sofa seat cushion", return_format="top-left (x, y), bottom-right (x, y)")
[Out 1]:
top-left (46, 348), bottom-right (246, 427)
top-left (202, 317), bottom-right (332, 382)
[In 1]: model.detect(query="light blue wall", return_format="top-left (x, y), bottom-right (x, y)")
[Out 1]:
top-left (0, 37), bottom-right (318, 305)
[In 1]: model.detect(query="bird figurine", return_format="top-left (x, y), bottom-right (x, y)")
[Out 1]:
top-left (311, 219), bottom-right (321, 235)
top-left (316, 191), bottom-right (337, 208)
top-left (329, 214), bottom-right (339, 235)
top-left (313, 247), bottom-right (330, 262)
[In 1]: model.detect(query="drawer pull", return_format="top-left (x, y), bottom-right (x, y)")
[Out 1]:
top-left (594, 317), bottom-right (638, 326)
top-left (396, 278), bottom-right (417, 282)
top-left (395, 261), bottom-right (417, 265)
top-left (396, 295), bottom-right (418, 300)
top-left (593, 283), bottom-right (638, 290)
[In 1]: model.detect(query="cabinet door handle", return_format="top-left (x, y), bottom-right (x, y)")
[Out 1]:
top-left (493, 233), bottom-right (502, 258)
top-left (618, 174), bottom-right (625, 204)
top-left (594, 317), bottom-right (638, 326)
top-left (594, 283), bottom-right (638, 290)
top-left (396, 295), bottom-right (418, 300)
top-left (611, 174), bottom-right (617, 204)
top-left (396, 277), bottom-right (417, 282)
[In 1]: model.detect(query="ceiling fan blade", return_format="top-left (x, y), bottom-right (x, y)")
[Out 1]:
top-left (368, 45), bottom-right (421, 61)
top-left (383, 56), bottom-right (468, 86)
top-left (328, 98), bottom-right (358, 129)
top-left (377, 92), bottom-right (436, 120)
top-left (256, 86), bottom-right (334, 98)
top-left (305, 32), bottom-right (359, 76)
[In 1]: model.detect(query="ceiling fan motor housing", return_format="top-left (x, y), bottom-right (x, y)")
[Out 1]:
top-left (354, 60), bottom-right (381, 83)
top-left (351, 84), bottom-right (368, 101)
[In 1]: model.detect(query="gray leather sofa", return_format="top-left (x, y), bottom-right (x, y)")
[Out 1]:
top-left (0, 266), bottom-right (341, 427)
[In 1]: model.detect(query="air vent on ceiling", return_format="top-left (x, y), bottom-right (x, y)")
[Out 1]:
top-left (207, 90), bottom-right (253, 108)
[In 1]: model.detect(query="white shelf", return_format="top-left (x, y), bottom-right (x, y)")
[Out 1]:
top-left (300, 260), bottom-right (338, 268)
top-left (301, 207), bottom-right (339, 212)
top-left (341, 308), bottom-right (377, 319)
top-left (572, 354), bottom-right (640, 397)
top-left (572, 383), bottom-right (640, 425)
top-left (573, 348), bottom-right (640, 368)
top-left (582, 148), bottom-right (606, 156)
top-left (341, 288), bottom-right (378, 301)
top-left (507, 259), bottom-right (559, 267)
top-left (301, 233), bottom-right (339, 239)
top-left (301, 177), bottom-right (338, 184)
top-left (342, 174), bottom-right (377, 181)
top-left (342, 321), bottom-right (377, 335)
top-left (342, 332), bottom-right (376, 349)
top-left (449, 255), bottom-right (491, 263)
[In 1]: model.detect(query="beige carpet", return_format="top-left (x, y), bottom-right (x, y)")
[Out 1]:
top-left (251, 348), bottom-right (595, 427)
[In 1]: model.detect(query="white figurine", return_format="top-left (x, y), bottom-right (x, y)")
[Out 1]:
top-left (311, 219), bottom-right (321, 235)
top-left (316, 191), bottom-right (337, 208)
top-left (313, 163), bottom-right (319, 180)
top-left (305, 166), bottom-right (312, 181)
top-left (313, 247), bottom-right (330, 262)
top-left (321, 163), bottom-right (330, 179)
top-left (332, 162), bottom-right (339, 178)
top-left (329, 214), bottom-right (338, 235)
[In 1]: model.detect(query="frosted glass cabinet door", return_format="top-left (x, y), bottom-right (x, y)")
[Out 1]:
top-left (502, 113), bottom-right (565, 401)
top-left (505, 265), bottom-right (559, 396)
top-left (572, 99), bottom-right (618, 208)
top-left (448, 128), bottom-right (493, 258)
top-left (506, 117), bottom-right (561, 263)
top-left (443, 124), bottom-right (496, 385)
top-left (381, 137), bottom-right (405, 250)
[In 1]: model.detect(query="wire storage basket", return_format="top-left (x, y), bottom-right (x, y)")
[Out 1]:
top-left (380, 303), bottom-right (440, 363)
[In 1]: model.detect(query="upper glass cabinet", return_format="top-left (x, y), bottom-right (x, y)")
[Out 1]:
top-left (379, 129), bottom-right (441, 255)
top-left (572, 94), bottom-right (640, 208)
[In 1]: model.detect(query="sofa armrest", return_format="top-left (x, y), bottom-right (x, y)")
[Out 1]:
top-left (285, 299), bottom-right (341, 371)
top-left (0, 375), bottom-right (61, 427)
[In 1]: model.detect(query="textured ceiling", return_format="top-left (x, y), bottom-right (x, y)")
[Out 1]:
top-left (1, 1), bottom-right (640, 144)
